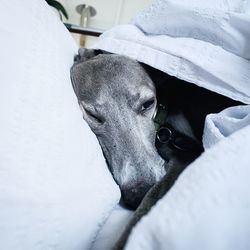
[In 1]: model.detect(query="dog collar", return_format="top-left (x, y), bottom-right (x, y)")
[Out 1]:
top-left (153, 104), bottom-right (202, 153)
top-left (153, 104), bottom-right (168, 131)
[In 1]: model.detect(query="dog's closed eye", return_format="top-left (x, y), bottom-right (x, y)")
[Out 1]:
top-left (79, 102), bottom-right (105, 125)
top-left (85, 109), bottom-right (104, 125)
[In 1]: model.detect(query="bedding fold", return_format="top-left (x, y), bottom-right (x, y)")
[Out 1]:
top-left (0, 1), bottom-right (120, 250)
top-left (93, 0), bottom-right (250, 249)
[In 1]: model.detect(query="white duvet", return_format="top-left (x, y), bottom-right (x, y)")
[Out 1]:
top-left (0, 1), bottom-right (120, 250)
top-left (93, 0), bottom-right (250, 249)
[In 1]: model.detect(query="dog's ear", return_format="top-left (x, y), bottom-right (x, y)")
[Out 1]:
top-left (73, 48), bottom-right (103, 64)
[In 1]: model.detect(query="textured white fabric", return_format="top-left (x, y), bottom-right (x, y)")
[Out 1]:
top-left (126, 124), bottom-right (250, 250)
top-left (132, 0), bottom-right (250, 59)
top-left (91, 205), bottom-right (133, 250)
top-left (203, 104), bottom-right (250, 149)
top-left (0, 1), bottom-right (120, 250)
top-left (94, 1), bottom-right (250, 105)
top-left (93, 0), bottom-right (250, 249)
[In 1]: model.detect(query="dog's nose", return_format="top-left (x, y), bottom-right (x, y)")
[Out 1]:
top-left (121, 183), bottom-right (153, 209)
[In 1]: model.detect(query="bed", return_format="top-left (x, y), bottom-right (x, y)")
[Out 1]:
top-left (1, 0), bottom-right (250, 250)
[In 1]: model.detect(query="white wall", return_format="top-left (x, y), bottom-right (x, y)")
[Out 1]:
top-left (59, 0), bottom-right (153, 47)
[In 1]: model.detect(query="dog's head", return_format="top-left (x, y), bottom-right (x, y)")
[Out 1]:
top-left (71, 49), bottom-right (166, 208)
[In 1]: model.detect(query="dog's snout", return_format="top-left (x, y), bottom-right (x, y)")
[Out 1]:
top-left (121, 182), bottom-right (153, 209)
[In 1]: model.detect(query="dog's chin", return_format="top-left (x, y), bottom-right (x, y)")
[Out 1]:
top-left (119, 197), bottom-right (139, 210)
top-left (120, 195), bottom-right (143, 210)
top-left (116, 161), bottom-right (167, 210)
top-left (120, 181), bottom-right (156, 210)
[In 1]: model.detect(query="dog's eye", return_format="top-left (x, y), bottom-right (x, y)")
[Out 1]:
top-left (85, 109), bottom-right (104, 125)
top-left (141, 99), bottom-right (155, 113)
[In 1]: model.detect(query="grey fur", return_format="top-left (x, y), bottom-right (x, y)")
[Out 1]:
top-left (71, 49), bottom-right (166, 208)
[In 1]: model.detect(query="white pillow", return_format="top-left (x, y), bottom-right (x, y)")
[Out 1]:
top-left (0, 1), bottom-right (120, 249)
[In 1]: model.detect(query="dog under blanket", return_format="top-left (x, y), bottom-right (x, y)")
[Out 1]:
top-left (70, 48), bottom-right (244, 249)
top-left (89, 0), bottom-right (250, 249)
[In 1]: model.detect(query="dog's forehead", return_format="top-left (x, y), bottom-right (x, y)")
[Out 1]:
top-left (72, 54), bottom-right (155, 103)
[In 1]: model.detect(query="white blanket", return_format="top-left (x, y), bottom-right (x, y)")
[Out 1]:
top-left (93, 0), bottom-right (250, 249)
top-left (0, 1), bottom-right (120, 249)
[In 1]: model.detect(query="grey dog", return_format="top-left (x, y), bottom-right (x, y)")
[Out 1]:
top-left (71, 49), bottom-right (240, 249)
top-left (71, 49), bottom-right (166, 208)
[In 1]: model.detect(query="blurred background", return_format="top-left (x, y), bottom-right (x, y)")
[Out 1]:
top-left (50, 0), bottom-right (153, 47)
